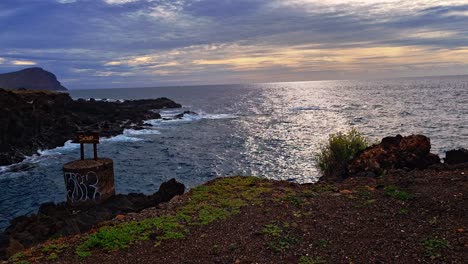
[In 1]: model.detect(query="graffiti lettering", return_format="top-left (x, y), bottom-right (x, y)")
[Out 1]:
top-left (64, 171), bottom-right (102, 203)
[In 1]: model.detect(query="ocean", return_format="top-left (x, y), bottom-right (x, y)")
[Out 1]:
top-left (1, 77), bottom-right (467, 230)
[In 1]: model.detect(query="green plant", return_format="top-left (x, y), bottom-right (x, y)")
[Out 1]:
top-left (76, 215), bottom-right (185, 257)
top-left (422, 238), bottom-right (449, 258)
top-left (75, 176), bottom-right (273, 257)
top-left (47, 253), bottom-right (59, 261)
top-left (286, 195), bottom-right (304, 206)
top-left (299, 256), bottom-right (326, 264)
top-left (267, 236), bottom-right (298, 253)
top-left (10, 252), bottom-right (30, 264)
top-left (262, 224), bottom-right (283, 237)
top-left (41, 243), bottom-right (68, 262)
top-left (384, 185), bottom-right (412, 201)
top-left (261, 222), bottom-right (298, 253)
top-left (316, 239), bottom-right (331, 248)
top-left (314, 128), bottom-right (369, 179)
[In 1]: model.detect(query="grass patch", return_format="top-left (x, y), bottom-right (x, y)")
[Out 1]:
top-left (75, 176), bottom-right (272, 257)
top-left (286, 195), bottom-right (305, 207)
top-left (384, 185), bottom-right (413, 201)
top-left (41, 242), bottom-right (68, 261)
top-left (314, 128), bottom-right (369, 179)
top-left (422, 238), bottom-right (449, 258)
top-left (76, 215), bottom-right (185, 257)
top-left (9, 252), bottom-right (30, 264)
top-left (298, 256), bottom-right (326, 264)
top-left (261, 222), bottom-right (299, 253)
top-left (267, 236), bottom-right (298, 253)
top-left (262, 224), bottom-right (283, 237)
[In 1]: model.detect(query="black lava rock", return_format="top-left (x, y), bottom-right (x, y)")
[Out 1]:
top-left (0, 179), bottom-right (185, 259)
top-left (445, 148), bottom-right (468, 164)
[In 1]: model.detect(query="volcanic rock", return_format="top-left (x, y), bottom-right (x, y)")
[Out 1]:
top-left (0, 89), bottom-right (181, 166)
top-left (348, 134), bottom-right (440, 176)
top-left (174, 111), bottom-right (198, 119)
top-left (445, 148), bottom-right (468, 164)
top-left (0, 67), bottom-right (67, 91)
top-left (0, 179), bottom-right (185, 259)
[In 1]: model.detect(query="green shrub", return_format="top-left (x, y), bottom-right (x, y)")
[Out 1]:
top-left (314, 128), bottom-right (369, 179)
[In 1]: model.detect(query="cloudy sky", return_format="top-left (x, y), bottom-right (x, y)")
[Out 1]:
top-left (0, 0), bottom-right (467, 89)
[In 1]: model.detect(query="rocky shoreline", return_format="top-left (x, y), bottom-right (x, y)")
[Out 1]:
top-left (3, 162), bottom-right (467, 263)
top-left (0, 179), bottom-right (185, 259)
top-left (0, 89), bottom-right (181, 166)
top-left (1, 134), bottom-right (467, 262)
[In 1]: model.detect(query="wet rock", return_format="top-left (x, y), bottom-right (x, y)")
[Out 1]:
top-left (174, 111), bottom-right (198, 119)
top-left (156, 178), bottom-right (186, 200)
top-left (445, 148), bottom-right (468, 164)
top-left (348, 135), bottom-right (440, 176)
top-left (0, 179), bottom-right (185, 259)
top-left (0, 233), bottom-right (8, 260)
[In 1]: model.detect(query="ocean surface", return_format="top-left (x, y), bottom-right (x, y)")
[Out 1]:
top-left (1, 77), bottom-right (467, 230)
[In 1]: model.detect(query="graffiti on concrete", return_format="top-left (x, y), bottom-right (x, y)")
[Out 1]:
top-left (64, 171), bottom-right (102, 203)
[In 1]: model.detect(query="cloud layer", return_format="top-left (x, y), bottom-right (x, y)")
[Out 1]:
top-left (0, 0), bottom-right (467, 88)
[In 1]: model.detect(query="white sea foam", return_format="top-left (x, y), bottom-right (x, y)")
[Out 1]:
top-left (38, 140), bottom-right (79, 156)
top-left (123, 128), bottom-right (161, 135)
top-left (101, 135), bottom-right (144, 142)
top-left (0, 166), bottom-right (8, 174)
top-left (145, 111), bottom-right (238, 126)
top-left (0, 141), bottom-right (79, 175)
top-left (71, 98), bottom-right (125, 103)
top-left (202, 113), bottom-right (238, 119)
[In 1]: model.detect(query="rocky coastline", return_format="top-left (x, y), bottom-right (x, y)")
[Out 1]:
top-left (0, 89), bottom-right (181, 166)
top-left (1, 133), bottom-right (467, 262)
top-left (0, 179), bottom-right (185, 260)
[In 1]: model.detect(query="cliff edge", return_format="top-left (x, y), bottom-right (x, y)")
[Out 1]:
top-left (0, 67), bottom-right (67, 91)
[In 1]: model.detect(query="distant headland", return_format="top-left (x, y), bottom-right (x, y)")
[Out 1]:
top-left (0, 67), bottom-right (67, 91)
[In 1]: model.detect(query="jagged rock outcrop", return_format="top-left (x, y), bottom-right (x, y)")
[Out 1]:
top-left (0, 89), bottom-right (181, 166)
top-left (0, 179), bottom-right (185, 259)
top-left (0, 67), bottom-right (67, 91)
top-left (348, 135), bottom-right (440, 176)
top-left (445, 148), bottom-right (468, 164)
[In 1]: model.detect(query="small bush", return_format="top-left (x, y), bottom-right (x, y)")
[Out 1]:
top-left (314, 128), bottom-right (369, 179)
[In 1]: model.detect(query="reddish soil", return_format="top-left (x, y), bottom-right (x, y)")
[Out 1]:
top-left (6, 164), bottom-right (467, 264)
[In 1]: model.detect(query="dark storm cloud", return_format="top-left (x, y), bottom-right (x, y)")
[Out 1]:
top-left (0, 0), bottom-right (467, 88)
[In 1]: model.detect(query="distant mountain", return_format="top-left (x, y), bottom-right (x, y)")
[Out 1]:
top-left (0, 67), bottom-right (67, 91)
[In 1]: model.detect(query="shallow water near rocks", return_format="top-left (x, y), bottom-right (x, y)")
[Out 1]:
top-left (1, 77), bottom-right (467, 230)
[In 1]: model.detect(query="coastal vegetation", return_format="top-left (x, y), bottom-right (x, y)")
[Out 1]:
top-left (75, 177), bottom-right (272, 258)
top-left (314, 128), bottom-right (369, 179)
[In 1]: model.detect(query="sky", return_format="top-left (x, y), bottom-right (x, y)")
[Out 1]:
top-left (0, 0), bottom-right (467, 89)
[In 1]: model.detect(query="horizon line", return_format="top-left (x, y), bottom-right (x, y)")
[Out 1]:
top-left (68, 73), bottom-right (468, 91)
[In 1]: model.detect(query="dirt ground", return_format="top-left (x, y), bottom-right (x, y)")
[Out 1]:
top-left (7, 164), bottom-right (467, 264)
